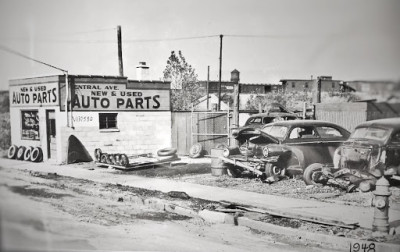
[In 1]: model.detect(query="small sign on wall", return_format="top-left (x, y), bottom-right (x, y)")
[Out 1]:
top-left (72, 113), bottom-right (99, 127)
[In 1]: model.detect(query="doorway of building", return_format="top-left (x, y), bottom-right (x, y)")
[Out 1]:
top-left (46, 110), bottom-right (56, 159)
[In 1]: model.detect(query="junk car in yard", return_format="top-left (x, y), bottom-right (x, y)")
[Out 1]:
top-left (303, 118), bottom-right (400, 189)
top-left (220, 120), bottom-right (350, 180)
top-left (238, 103), bottom-right (299, 130)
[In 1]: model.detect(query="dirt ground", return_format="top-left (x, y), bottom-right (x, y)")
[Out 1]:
top-left (0, 165), bottom-right (339, 252)
top-left (85, 157), bottom-right (400, 209)
top-left (69, 158), bottom-right (400, 243)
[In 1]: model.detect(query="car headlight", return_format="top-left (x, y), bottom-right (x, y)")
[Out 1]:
top-left (262, 147), bottom-right (269, 157)
top-left (223, 148), bottom-right (230, 157)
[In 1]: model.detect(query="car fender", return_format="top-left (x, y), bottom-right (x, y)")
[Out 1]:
top-left (284, 146), bottom-right (305, 170)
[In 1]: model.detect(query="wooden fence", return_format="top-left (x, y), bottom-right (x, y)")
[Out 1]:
top-left (171, 111), bottom-right (232, 155)
top-left (315, 102), bottom-right (400, 131)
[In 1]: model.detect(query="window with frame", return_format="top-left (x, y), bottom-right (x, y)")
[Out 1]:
top-left (292, 82), bottom-right (295, 88)
top-left (315, 126), bottom-right (344, 138)
top-left (99, 113), bottom-right (118, 130)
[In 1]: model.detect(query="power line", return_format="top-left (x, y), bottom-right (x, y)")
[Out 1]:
top-left (225, 34), bottom-right (309, 39)
top-left (123, 34), bottom-right (220, 42)
top-left (0, 34), bottom-right (221, 44)
top-left (0, 44), bottom-right (67, 72)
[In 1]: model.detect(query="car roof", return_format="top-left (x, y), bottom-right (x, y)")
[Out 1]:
top-left (263, 119), bottom-right (344, 128)
top-left (355, 118), bottom-right (400, 131)
top-left (248, 112), bottom-right (298, 118)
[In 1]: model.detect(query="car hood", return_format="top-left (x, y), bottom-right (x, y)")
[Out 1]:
top-left (234, 127), bottom-right (280, 144)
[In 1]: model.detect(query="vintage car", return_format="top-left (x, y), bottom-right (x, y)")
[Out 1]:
top-left (303, 118), bottom-right (400, 187)
top-left (241, 103), bottom-right (299, 129)
top-left (221, 120), bottom-right (350, 179)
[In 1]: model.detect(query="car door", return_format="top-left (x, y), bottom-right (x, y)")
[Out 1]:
top-left (284, 125), bottom-right (347, 168)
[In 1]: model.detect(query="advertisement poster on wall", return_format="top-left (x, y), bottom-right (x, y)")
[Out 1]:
top-left (21, 110), bottom-right (40, 140)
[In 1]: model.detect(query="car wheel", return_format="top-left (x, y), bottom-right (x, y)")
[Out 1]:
top-left (189, 143), bottom-right (203, 158)
top-left (23, 147), bottom-right (33, 161)
top-left (157, 148), bottom-right (177, 157)
top-left (94, 148), bottom-right (102, 162)
top-left (120, 154), bottom-right (129, 167)
top-left (16, 146), bottom-right (26, 160)
top-left (265, 163), bottom-right (286, 177)
top-left (7, 145), bottom-right (18, 159)
top-left (30, 147), bottom-right (43, 162)
top-left (100, 153), bottom-right (108, 163)
top-left (303, 163), bottom-right (324, 185)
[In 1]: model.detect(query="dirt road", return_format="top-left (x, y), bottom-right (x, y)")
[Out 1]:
top-left (0, 165), bottom-right (340, 252)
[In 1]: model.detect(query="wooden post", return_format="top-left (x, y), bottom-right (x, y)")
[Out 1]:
top-left (218, 34), bottom-right (223, 111)
top-left (117, 25), bottom-right (124, 77)
top-left (312, 77), bottom-right (321, 104)
top-left (207, 66), bottom-right (210, 111)
top-left (232, 82), bottom-right (240, 147)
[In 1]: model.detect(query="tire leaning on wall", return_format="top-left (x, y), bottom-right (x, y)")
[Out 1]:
top-left (94, 148), bottom-right (102, 162)
top-left (7, 145), bottom-right (19, 159)
top-left (16, 146), bottom-right (26, 160)
top-left (23, 147), bottom-right (33, 161)
top-left (30, 147), bottom-right (43, 162)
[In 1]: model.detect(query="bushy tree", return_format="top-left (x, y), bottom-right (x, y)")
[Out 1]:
top-left (163, 51), bottom-right (202, 111)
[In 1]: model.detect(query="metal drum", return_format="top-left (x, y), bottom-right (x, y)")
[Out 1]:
top-left (210, 148), bottom-right (228, 176)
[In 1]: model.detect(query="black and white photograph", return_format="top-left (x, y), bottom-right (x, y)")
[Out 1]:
top-left (0, 0), bottom-right (399, 251)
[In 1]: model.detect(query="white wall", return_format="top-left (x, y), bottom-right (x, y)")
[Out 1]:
top-left (61, 111), bottom-right (172, 163)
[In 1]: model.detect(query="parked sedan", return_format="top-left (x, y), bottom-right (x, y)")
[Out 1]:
top-left (303, 118), bottom-right (400, 187)
top-left (221, 120), bottom-right (350, 179)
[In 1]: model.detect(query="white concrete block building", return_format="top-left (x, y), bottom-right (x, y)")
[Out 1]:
top-left (9, 75), bottom-right (171, 164)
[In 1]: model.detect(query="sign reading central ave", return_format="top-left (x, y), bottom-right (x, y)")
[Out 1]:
top-left (72, 83), bottom-right (170, 111)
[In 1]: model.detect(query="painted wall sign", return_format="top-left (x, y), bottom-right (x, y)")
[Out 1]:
top-left (10, 83), bottom-right (59, 107)
top-left (72, 83), bottom-right (170, 111)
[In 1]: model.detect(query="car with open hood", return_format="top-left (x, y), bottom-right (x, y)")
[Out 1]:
top-left (303, 118), bottom-right (400, 187)
top-left (221, 120), bottom-right (350, 179)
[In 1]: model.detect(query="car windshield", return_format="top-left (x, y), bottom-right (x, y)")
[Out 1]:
top-left (350, 127), bottom-right (390, 142)
top-left (262, 125), bottom-right (288, 140)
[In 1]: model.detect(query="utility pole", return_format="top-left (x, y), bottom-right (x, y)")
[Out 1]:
top-left (218, 34), bottom-right (223, 111)
top-left (117, 25), bottom-right (124, 77)
top-left (206, 66), bottom-right (210, 111)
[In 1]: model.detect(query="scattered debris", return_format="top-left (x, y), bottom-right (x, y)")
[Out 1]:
top-left (167, 191), bottom-right (191, 200)
top-left (118, 197), bottom-right (124, 202)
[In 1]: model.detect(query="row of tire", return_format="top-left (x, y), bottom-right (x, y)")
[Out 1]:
top-left (94, 148), bottom-right (130, 167)
top-left (94, 148), bottom-right (178, 167)
top-left (7, 145), bottom-right (43, 162)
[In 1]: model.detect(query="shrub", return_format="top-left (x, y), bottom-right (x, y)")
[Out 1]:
top-left (0, 112), bottom-right (11, 150)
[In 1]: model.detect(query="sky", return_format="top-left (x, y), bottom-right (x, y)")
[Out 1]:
top-left (0, 0), bottom-right (399, 90)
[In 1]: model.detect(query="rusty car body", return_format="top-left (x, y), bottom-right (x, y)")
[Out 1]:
top-left (303, 118), bottom-right (400, 189)
top-left (221, 120), bottom-right (350, 179)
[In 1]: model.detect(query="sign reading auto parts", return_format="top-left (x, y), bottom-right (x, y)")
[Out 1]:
top-left (10, 83), bottom-right (59, 107)
top-left (72, 84), bottom-right (170, 111)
